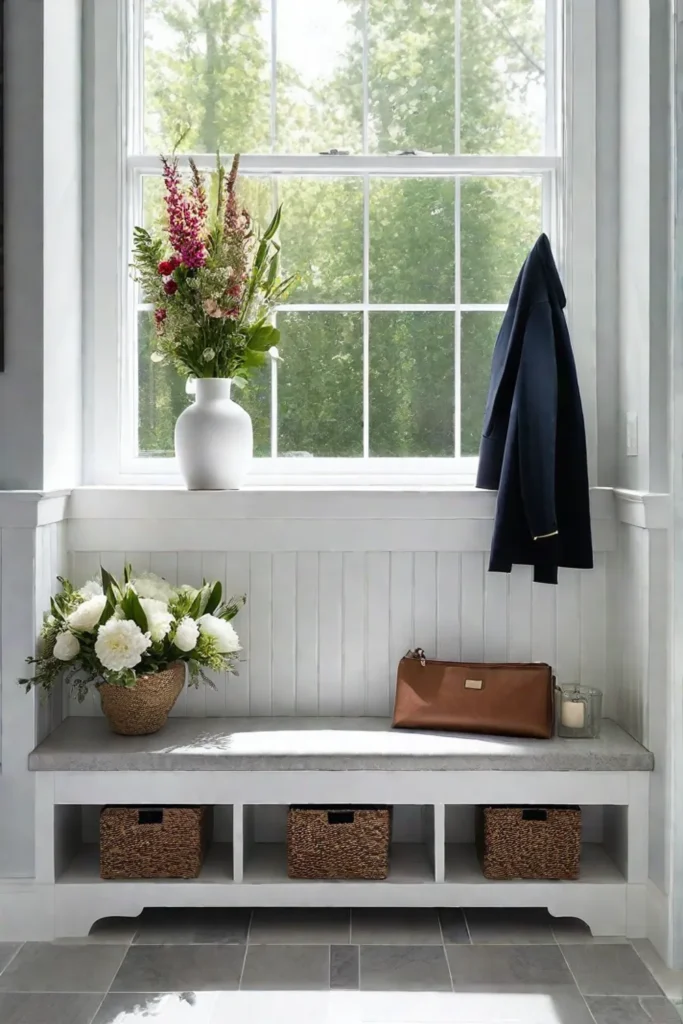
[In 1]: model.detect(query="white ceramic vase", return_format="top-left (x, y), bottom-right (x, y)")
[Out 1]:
top-left (175, 378), bottom-right (253, 490)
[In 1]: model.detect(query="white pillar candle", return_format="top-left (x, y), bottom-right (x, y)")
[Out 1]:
top-left (561, 698), bottom-right (585, 729)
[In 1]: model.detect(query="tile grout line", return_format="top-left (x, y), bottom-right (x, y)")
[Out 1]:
top-left (437, 911), bottom-right (456, 993)
top-left (461, 908), bottom-right (472, 944)
top-left (237, 910), bottom-right (252, 990)
top-left (556, 942), bottom-right (599, 1024)
top-left (0, 942), bottom-right (25, 979)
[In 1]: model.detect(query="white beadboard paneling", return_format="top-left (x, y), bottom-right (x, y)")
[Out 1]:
top-left (555, 569), bottom-right (582, 686)
top-left (224, 551), bottom-right (251, 716)
top-left (366, 552), bottom-right (391, 716)
top-left (531, 576), bottom-right (557, 668)
top-left (436, 552), bottom-right (461, 661)
top-left (342, 552), bottom-right (367, 715)
top-left (413, 553), bottom-right (437, 657)
top-left (318, 553), bottom-right (343, 717)
top-left (271, 552), bottom-right (296, 716)
top-left (580, 553), bottom-right (608, 691)
top-left (508, 564), bottom-right (533, 661)
top-left (484, 570), bottom-right (508, 661)
top-left (177, 553), bottom-right (204, 717)
top-left (249, 552), bottom-right (272, 716)
top-left (125, 552), bottom-right (151, 574)
top-left (63, 547), bottom-right (612, 719)
top-left (460, 552), bottom-right (485, 661)
top-left (389, 553), bottom-right (414, 710)
top-left (203, 552), bottom-right (227, 717)
top-left (295, 552), bottom-right (319, 716)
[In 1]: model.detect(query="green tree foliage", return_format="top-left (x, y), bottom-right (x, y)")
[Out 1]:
top-left (138, 0), bottom-right (545, 458)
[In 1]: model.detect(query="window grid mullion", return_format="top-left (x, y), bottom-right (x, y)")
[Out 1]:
top-left (454, 177), bottom-right (462, 459)
top-left (362, 0), bottom-right (370, 459)
top-left (270, 0), bottom-right (277, 153)
top-left (545, 0), bottom-right (557, 155)
top-left (363, 175), bottom-right (370, 460)
top-left (454, 0), bottom-right (462, 459)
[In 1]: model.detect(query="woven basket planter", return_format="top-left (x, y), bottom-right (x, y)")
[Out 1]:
top-left (100, 806), bottom-right (212, 879)
top-left (98, 662), bottom-right (185, 735)
top-left (287, 806), bottom-right (391, 880)
top-left (477, 806), bottom-right (582, 880)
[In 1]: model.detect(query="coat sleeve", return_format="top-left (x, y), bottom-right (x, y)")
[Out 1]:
top-left (515, 301), bottom-right (558, 542)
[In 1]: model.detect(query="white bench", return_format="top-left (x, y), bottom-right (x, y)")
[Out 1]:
top-left (29, 717), bottom-right (653, 940)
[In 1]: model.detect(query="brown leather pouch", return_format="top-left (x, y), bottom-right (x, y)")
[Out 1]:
top-left (392, 650), bottom-right (554, 739)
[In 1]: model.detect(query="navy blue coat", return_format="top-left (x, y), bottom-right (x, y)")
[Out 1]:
top-left (476, 234), bottom-right (593, 585)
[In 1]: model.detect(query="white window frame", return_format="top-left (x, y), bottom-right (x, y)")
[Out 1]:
top-left (83, 0), bottom-right (596, 488)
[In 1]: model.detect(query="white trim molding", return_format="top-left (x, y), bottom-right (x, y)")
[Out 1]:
top-left (613, 489), bottom-right (671, 530)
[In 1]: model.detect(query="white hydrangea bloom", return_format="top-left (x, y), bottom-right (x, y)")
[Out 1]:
top-left (174, 616), bottom-right (199, 652)
top-left (95, 619), bottom-right (151, 672)
top-left (79, 579), bottom-right (103, 599)
top-left (139, 598), bottom-right (174, 643)
top-left (53, 630), bottom-right (80, 661)
top-left (197, 614), bottom-right (241, 654)
top-left (131, 572), bottom-right (175, 603)
top-left (68, 594), bottom-right (107, 631)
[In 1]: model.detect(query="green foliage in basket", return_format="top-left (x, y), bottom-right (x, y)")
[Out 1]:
top-left (19, 566), bottom-right (245, 702)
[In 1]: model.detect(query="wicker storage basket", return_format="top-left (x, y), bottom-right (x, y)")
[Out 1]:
top-left (477, 805), bottom-right (581, 880)
top-left (100, 806), bottom-right (212, 879)
top-left (287, 806), bottom-right (391, 879)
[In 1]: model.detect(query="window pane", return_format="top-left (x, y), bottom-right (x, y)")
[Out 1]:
top-left (461, 176), bottom-right (542, 303)
top-left (277, 0), bottom-right (363, 153)
top-left (368, 0), bottom-right (455, 154)
top-left (369, 313), bottom-right (454, 456)
top-left (277, 312), bottom-right (363, 456)
top-left (137, 311), bottom-right (190, 457)
top-left (143, 0), bottom-right (271, 154)
top-left (461, 311), bottom-right (503, 456)
top-left (460, 0), bottom-right (546, 155)
top-left (370, 179), bottom-right (455, 303)
top-left (237, 366), bottom-right (271, 457)
top-left (279, 178), bottom-right (363, 303)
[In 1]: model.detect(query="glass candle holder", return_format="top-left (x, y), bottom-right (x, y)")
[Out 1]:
top-left (556, 684), bottom-right (603, 739)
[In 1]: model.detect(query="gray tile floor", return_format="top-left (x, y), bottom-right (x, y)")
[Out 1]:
top-left (0, 908), bottom-right (680, 1023)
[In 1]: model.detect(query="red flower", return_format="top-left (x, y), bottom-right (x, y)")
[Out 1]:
top-left (164, 279), bottom-right (178, 296)
top-left (154, 308), bottom-right (167, 325)
top-left (158, 260), bottom-right (173, 276)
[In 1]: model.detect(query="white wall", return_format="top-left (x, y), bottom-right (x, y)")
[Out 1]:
top-left (0, 0), bottom-right (82, 490)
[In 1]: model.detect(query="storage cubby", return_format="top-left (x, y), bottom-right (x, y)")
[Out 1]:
top-left (442, 805), bottom-right (626, 884)
top-left (52, 805), bottom-right (234, 884)
top-left (239, 804), bottom-right (439, 883)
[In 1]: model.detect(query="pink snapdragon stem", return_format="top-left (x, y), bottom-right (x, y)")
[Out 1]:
top-left (161, 156), bottom-right (207, 270)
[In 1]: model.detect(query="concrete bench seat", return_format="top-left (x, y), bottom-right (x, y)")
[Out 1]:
top-left (28, 716), bottom-right (653, 773)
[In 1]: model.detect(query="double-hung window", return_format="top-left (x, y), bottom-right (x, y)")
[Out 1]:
top-left (87, 0), bottom-right (568, 485)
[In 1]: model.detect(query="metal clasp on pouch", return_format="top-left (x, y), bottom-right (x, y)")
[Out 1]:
top-left (406, 648), bottom-right (427, 667)
top-left (465, 679), bottom-right (483, 690)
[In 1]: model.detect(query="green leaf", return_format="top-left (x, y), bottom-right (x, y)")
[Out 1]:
top-left (247, 325), bottom-right (278, 351)
top-left (204, 581), bottom-right (222, 615)
top-left (121, 589), bottom-right (148, 633)
top-left (219, 594), bottom-right (246, 621)
top-left (100, 567), bottom-right (120, 604)
top-left (50, 596), bottom-right (64, 622)
top-left (262, 204), bottom-right (282, 242)
top-left (188, 589), bottom-right (203, 620)
top-left (243, 349), bottom-right (267, 369)
top-left (98, 598), bottom-right (116, 628)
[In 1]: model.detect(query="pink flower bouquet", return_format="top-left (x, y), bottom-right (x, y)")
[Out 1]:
top-left (131, 153), bottom-right (296, 382)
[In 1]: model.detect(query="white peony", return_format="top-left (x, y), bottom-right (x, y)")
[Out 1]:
top-left (139, 598), bottom-right (174, 643)
top-left (95, 619), bottom-right (151, 672)
top-left (53, 630), bottom-right (80, 661)
top-left (79, 579), bottom-right (103, 599)
top-left (130, 572), bottom-right (175, 603)
top-left (68, 594), bottom-right (108, 631)
top-left (198, 614), bottom-right (241, 654)
top-left (174, 616), bottom-right (199, 652)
